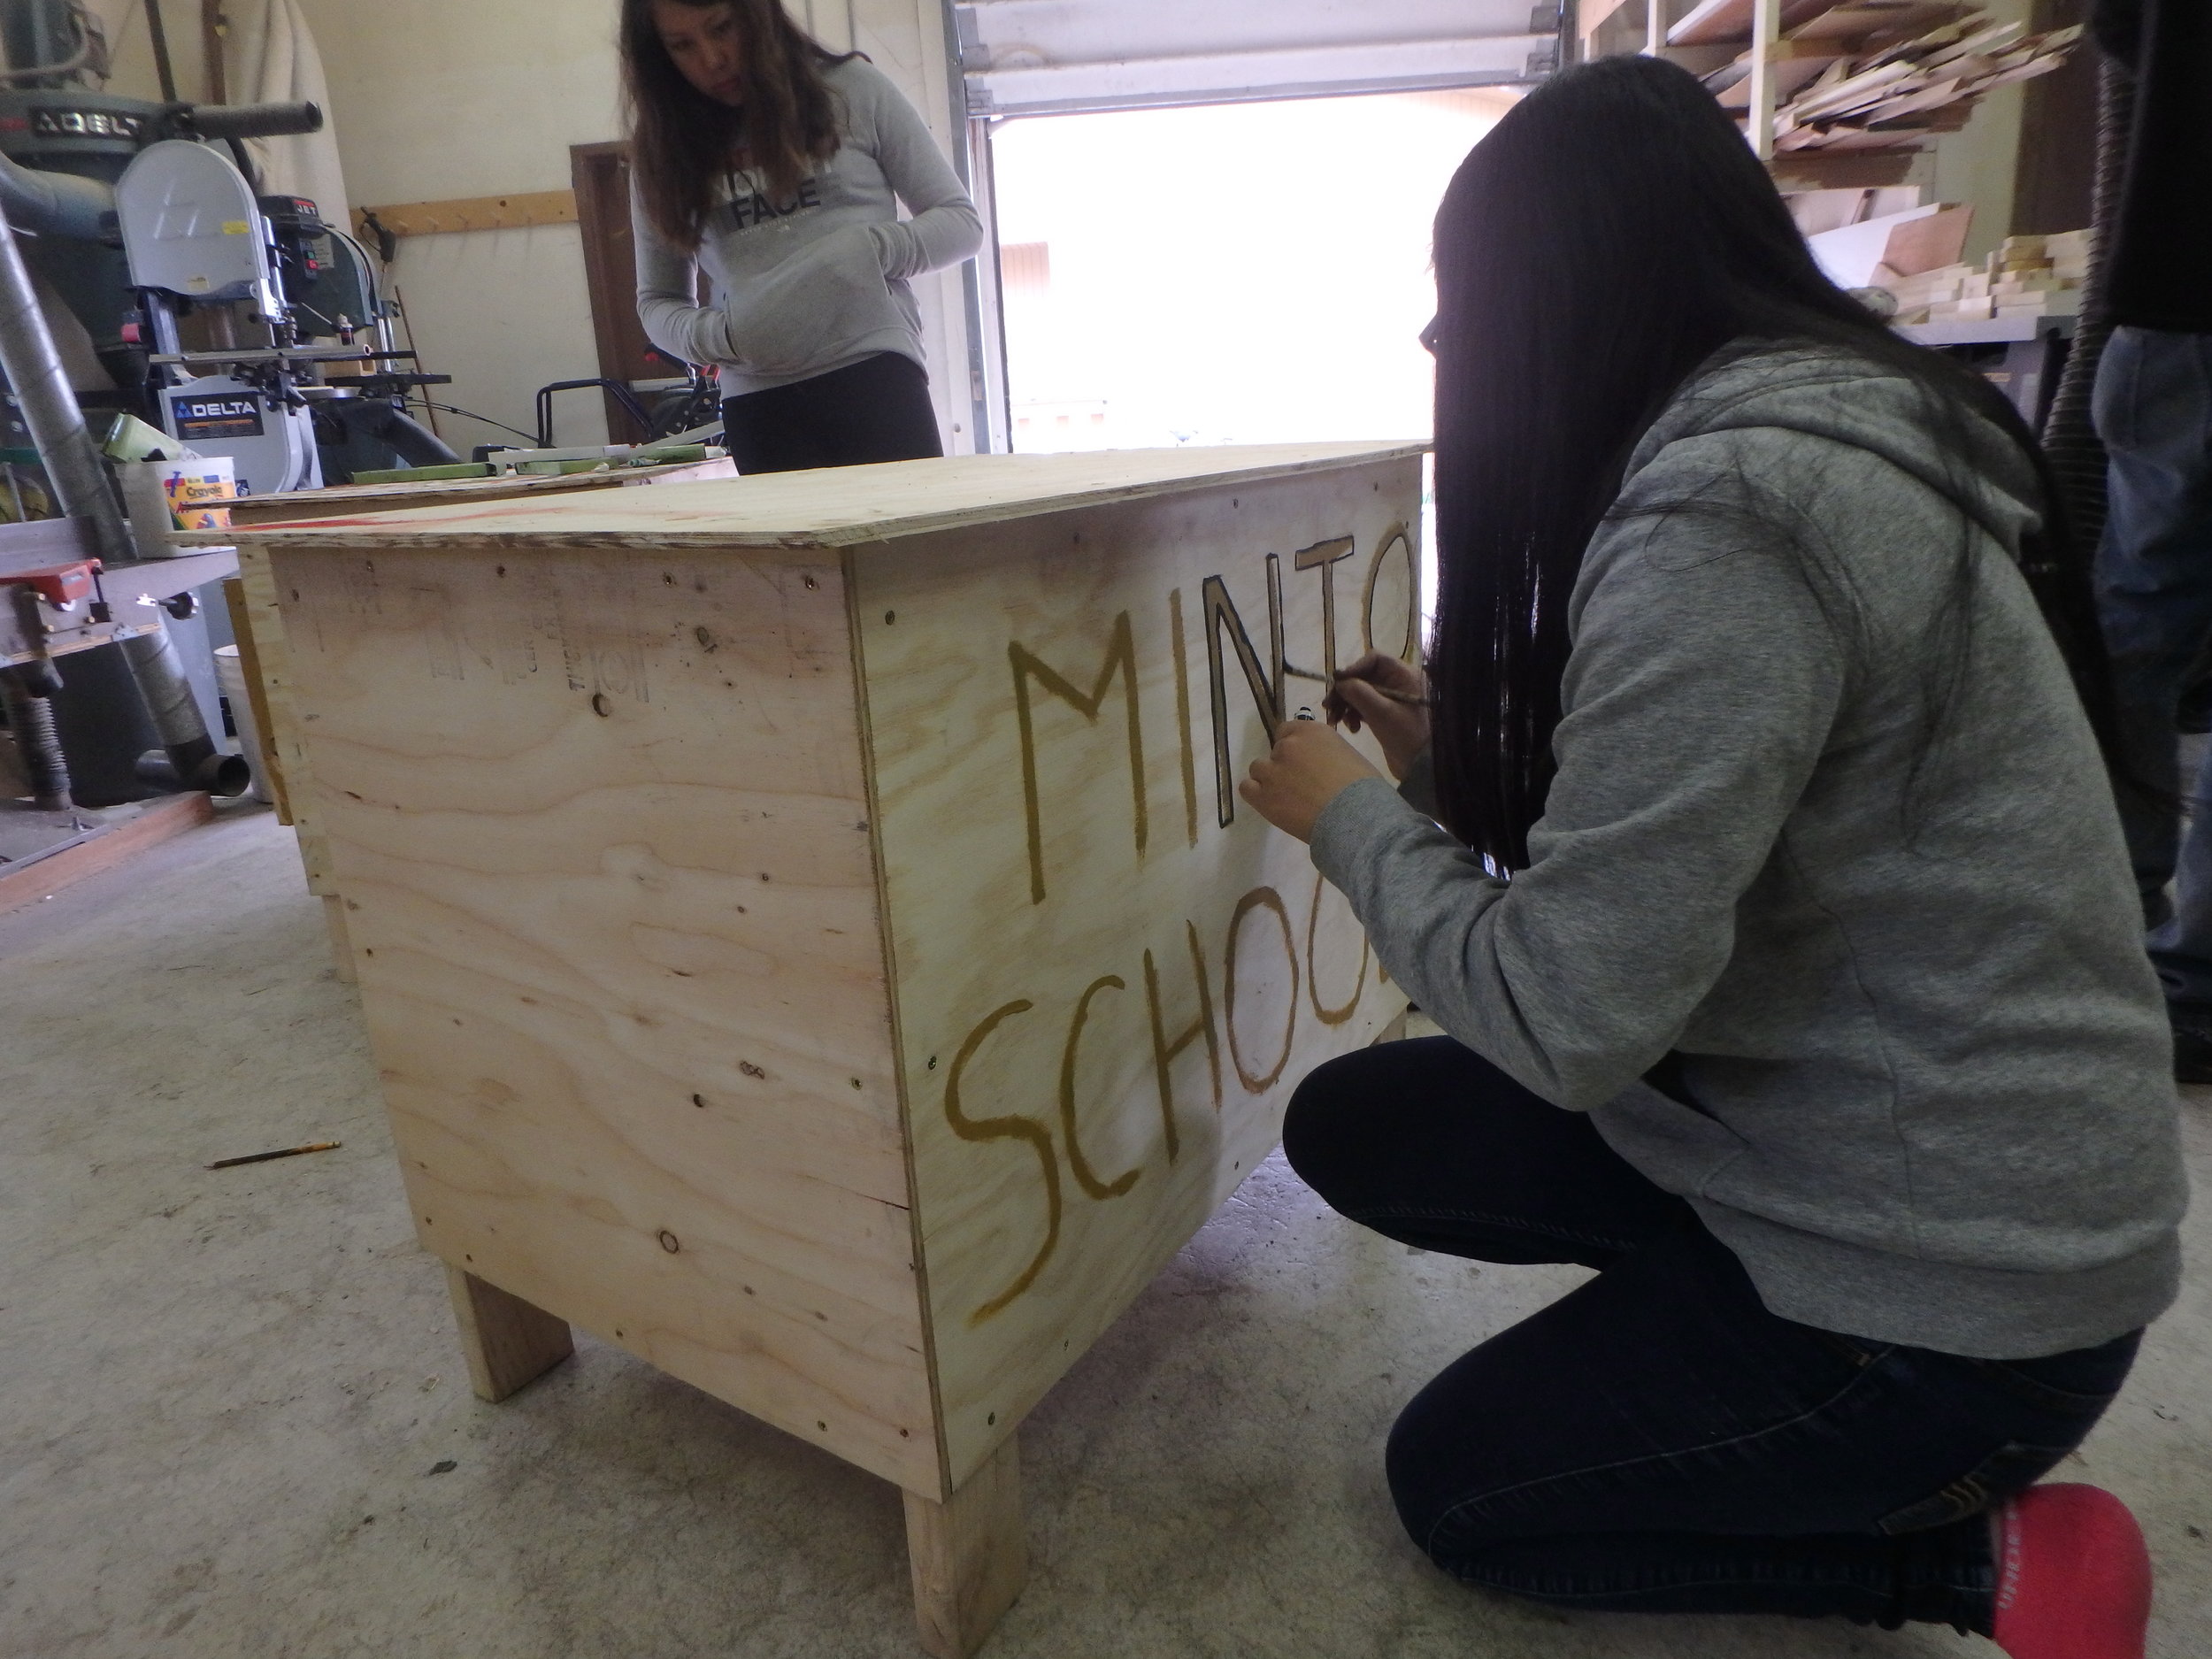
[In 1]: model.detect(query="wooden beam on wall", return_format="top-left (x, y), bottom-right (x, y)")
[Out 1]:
top-left (352, 190), bottom-right (580, 242)
top-left (201, 0), bottom-right (227, 104)
top-left (1747, 0), bottom-right (1781, 159)
top-left (1579, 0), bottom-right (1637, 43)
top-left (2011, 0), bottom-right (2096, 234)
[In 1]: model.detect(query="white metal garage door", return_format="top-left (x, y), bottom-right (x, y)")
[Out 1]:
top-left (955, 0), bottom-right (1563, 118)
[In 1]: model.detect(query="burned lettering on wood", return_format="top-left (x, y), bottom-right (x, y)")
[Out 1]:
top-left (1059, 974), bottom-right (1142, 1202)
top-left (941, 513), bottom-right (1417, 1327)
top-left (1143, 918), bottom-right (1222, 1164)
top-left (944, 1000), bottom-right (1061, 1326)
top-left (1202, 559), bottom-right (1285, 827)
top-left (1011, 611), bottom-right (1148, 906)
top-left (1225, 887), bottom-right (1299, 1093)
top-left (1286, 535), bottom-right (1356, 683)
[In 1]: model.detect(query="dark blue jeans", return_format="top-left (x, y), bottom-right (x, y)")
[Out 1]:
top-left (1282, 1037), bottom-right (2139, 1632)
top-left (2094, 326), bottom-right (2212, 1007)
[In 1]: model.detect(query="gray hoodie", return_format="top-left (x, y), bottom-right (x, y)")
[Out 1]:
top-left (1310, 342), bottom-right (2188, 1360)
top-left (633, 57), bottom-right (983, 398)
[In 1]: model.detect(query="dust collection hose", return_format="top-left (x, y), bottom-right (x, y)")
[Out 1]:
top-left (0, 193), bottom-right (245, 796)
top-left (0, 660), bottom-right (72, 810)
top-left (124, 626), bottom-right (249, 794)
top-left (2038, 58), bottom-right (2137, 548)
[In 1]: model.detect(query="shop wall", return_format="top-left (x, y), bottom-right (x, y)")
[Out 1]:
top-left (288, 0), bottom-right (973, 456)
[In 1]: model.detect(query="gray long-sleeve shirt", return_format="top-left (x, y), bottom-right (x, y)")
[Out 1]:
top-left (633, 57), bottom-right (983, 398)
top-left (1311, 343), bottom-right (2187, 1360)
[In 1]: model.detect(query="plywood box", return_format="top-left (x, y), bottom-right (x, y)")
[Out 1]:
top-left (198, 457), bottom-right (739, 962)
top-left (242, 442), bottom-right (1420, 1654)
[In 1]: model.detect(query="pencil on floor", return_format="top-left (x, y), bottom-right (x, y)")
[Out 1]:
top-left (206, 1141), bottom-right (342, 1170)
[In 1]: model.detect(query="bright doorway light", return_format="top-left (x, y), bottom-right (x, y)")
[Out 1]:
top-left (989, 88), bottom-right (1519, 453)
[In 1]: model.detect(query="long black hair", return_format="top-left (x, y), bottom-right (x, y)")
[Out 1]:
top-left (622, 0), bottom-right (856, 250)
top-left (1426, 53), bottom-right (2121, 871)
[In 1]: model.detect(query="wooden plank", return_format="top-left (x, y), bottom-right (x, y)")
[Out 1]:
top-left (1578, 0), bottom-right (1639, 42)
top-left (1749, 0), bottom-right (1783, 160)
top-left (1671, 0), bottom-right (1837, 44)
top-left (322, 893), bottom-right (357, 986)
top-left (222, 576), bottom-right (292, 822)
top-left (0, 791), bottom-right (214, 918)
top-left (904, 1434), bottom-right (1027, 1659)
top-left (224, 458), bottom-right (740, 530)
top-left (856, 462), bottom-right (1417, 1486)
top-left (273, 536), bottom-right (940, 1494)
top-left (234, 544), bottom-right (330, 891)
top-left (445, 1265), bottom-right (575, 1402)
top-left (198, 444), bottom-right (1430, 554)
top-left (353, 189), bottom-right (579, 241)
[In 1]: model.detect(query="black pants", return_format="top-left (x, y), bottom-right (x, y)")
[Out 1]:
top-left (1281, 1037), bottom-right (2139, 1631)
top-left (719, 352), bottom-right (943, 474)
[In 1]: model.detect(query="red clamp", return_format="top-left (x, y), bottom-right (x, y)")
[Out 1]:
top-left (0, 558), bottom-right (103, 608)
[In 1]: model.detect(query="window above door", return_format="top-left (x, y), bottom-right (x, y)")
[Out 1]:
top-left (955, 0), bottom-right (1563, 118)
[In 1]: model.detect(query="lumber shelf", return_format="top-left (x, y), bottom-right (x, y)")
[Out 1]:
top-left (202, 443), bottom-right (1430, 553)
top-left (1671, 0), bottom-right (1837, 46)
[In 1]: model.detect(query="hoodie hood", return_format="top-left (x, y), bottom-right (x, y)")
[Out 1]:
top-left (1624, 341), bottom-right (2045, 559)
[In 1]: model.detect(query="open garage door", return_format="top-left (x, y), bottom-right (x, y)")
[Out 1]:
top-left (955, 0), bottom-right (1564, 119)
top-left (952, 1), bottom-right (1564, 449)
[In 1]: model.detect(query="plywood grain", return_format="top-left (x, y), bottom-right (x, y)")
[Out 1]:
top-left (224, 457), bottom-right (740, 530)
top-left (853, 462), bottom-right (1420, 1486)
top-left (223, 460), bottom-right (742, 904)
top-left (445, 1265), bottom-right (574, 1402)
top-left (207, 444), bottom-right (1428, 553)
top-left (275, 538), bottom-right (938, 1492)
top-left (904, 1433), bottom-right (1027, 1658)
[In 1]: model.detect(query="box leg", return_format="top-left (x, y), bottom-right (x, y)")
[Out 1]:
top-left (903, 1434), bottom-right (1027, 1659)
top-left (321, 894), bottom-right (357, 985)
top-left (444, 1266), bottom-right (574, 1402)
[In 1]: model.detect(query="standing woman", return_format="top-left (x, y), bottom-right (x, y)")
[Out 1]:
top-left (1239, 56), bottom-right (2187, 1659)
top-left (623, 0), bottom-right (982, 473)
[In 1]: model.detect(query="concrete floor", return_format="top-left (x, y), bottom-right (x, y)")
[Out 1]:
top-left (3, 803), bottom-right (2207, 1659)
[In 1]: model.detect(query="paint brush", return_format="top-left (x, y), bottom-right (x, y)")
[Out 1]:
top-left (206, 1141), bottom-right (342, 1170)
top-left (1325, 672), bottom-right (1432, 708)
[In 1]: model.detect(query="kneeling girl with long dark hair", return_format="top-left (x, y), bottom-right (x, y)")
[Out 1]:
top-left (1237, 55), bottom-right (2186, 1657)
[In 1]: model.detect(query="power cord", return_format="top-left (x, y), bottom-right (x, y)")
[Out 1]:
top-left (417, 403), bottom-right (541, 445)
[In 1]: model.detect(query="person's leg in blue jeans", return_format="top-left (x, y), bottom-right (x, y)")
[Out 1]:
top-left (2093, 327), bottom-right (2212, 1073)
top-left (1281, 1037), bottom-right (2138, 1632)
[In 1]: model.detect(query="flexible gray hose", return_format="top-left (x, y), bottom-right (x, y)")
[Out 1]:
top-left (2038, 58), bottom-right (2136, 552)
top-left (0, 664), bottom-right (72, 810)
top-left (0, 148), bottom-right (116, 241)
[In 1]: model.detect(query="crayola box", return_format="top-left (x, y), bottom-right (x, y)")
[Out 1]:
top-left (160, 458), bottom-right (236, 531)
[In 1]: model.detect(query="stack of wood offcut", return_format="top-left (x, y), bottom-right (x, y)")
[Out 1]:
top-left (1671, 0), bottom-right (2083, 154)
top-left (1883, 229), bottom-right (2093, 324)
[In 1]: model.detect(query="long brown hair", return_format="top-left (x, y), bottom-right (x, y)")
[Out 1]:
top-left (621, 0), bottom-right (855, 250)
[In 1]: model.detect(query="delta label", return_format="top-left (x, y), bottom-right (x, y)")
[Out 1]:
top-left (170, 394), bottom-right (265, 441)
